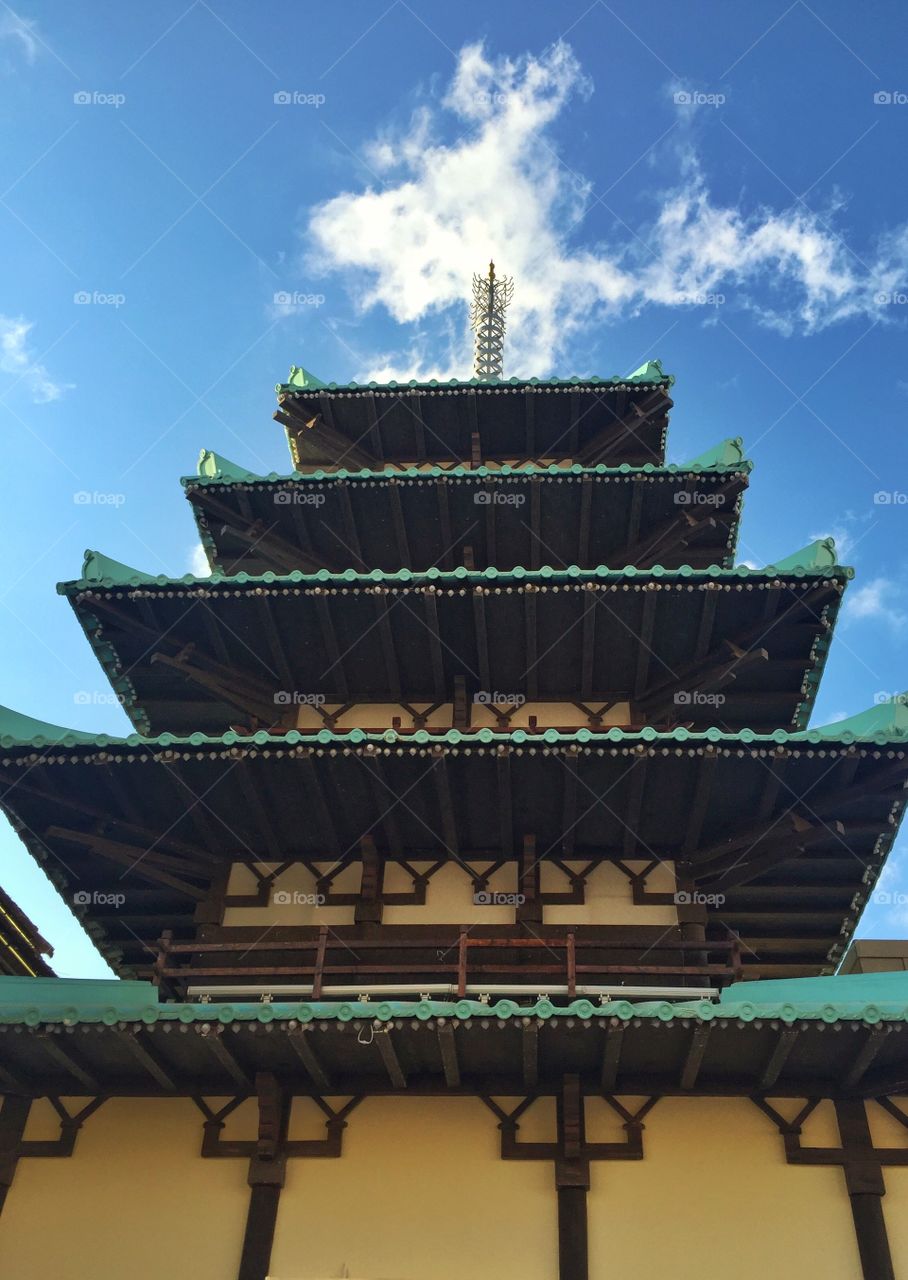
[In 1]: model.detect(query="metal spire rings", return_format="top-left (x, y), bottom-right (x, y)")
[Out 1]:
top-left (470, 261), bottom-right (514, 380)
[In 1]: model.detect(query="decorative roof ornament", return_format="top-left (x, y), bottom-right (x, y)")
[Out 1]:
top-left (470, 261), bottom-right (514, 380)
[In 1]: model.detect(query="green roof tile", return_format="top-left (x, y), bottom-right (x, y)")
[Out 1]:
top-left (1, 970), bottom-right (906, 1027)
top-left (275, 361), bottom-right (675, 399)
top-left (60, 559), bottom-right (850, 597)
top-left (0, 703), bottom-right (903, 752)
top-left (183, 455), bottom-right (752, 490)
top-left (766, 537), bottom-right (840, 574)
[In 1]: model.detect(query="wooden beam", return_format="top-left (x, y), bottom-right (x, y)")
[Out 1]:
top-left (388, 482), bottom-right (411, 568)
top-left (422, 592), bottom-right (446, 702)
top-left (116, 1030), bottom-right (178, 1090)
top-left (376, 1030), bottom-right (407, 1088)
top-left (523, 1024), bottom-right (539, 1089)
top-left (207, 1031), bottom-right (250, 1087)
top-left (0, 1094), bottom-right (30, 1216)
top-left (758, 1026), bottom-right (799, 1089)
top-left (600, 1025), bottom-right (624, 1090)
top-left (438, 1025), bottom-right (460, 1087)
top-left (38, 1036), bottom-right (100, 1090)
top-left (287, 1031), bottom-right (332, 1090)
top-left (680, 1024), bottom-right (711, 1090)
top-left (315, 597), bottom-right (349, 700)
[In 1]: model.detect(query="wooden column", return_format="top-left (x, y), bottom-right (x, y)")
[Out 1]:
top-left (0, 1095), bottom-right (30, 1216)
top-left (556, 1075), bottom-right (589, 1280)
top-left (517, 833), bottom-right (542, 924)
top-left (238, 1073), bottom-right (289, 1280)
top-left (355, 835), bottom-right (384, 925)
top-left (835, 1100), bottom-right (895, 1280)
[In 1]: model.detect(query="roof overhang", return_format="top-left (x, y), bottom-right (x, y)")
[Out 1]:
top-left (59, 563), bottom-right (849, 736)
top-left (183, 456), bottom-right (750, 576)
top-left (0, 728), bottom-right (904, 977)
top-left (2, 973), bottom-right (908, 1099)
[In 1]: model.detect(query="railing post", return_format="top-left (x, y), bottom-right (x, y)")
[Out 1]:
top-left (566, 931), bottom-right (576, 999)
top-left (312, 924), bottom-right (328, 999)
top-left (457, 926), bottom-right (469, 997)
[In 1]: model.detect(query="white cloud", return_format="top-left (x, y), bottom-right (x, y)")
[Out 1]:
top-left (303, 41), bottom-right (908, 379)
top-left (844, 576), bottom-right (906, 628)
top-left (809, 525), bottom-right (855, 562)
top-left (188, 544), bottom-right (210, 577)
top-left (0, 315), bottom-right (70, 403)
top-left (0, 10), bottom-right (39, 65)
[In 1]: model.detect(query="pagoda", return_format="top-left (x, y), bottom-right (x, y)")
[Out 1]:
top-left (2, 276), bottom-right (908, 1280)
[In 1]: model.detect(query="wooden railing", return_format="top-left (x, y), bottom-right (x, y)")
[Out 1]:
top-left (152, 927), bottom-right (742, 999)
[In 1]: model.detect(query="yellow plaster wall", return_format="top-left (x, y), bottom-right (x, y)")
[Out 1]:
top-left (1, 1097), bottom-right (249, 1280)
top-left (6, 1094), bottom-right (908, 1278)
top-left (224, 859), bottom-right (679, 930)
top-left (585, 1096), bottom-right (860, 1280)
top-left (270, 1096), bottom-right (556, 1280)
top-left (292, 700), bottom-right (632, 732)
top-left (541, 859), bottom-right (679, 926)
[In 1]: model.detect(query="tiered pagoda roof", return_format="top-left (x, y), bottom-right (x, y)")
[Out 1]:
top-left (274, 362), bottom-right (674, 468)
top-left (0, 357), bottom-right (904, 1004)
top-left (0, 886), bottom-right (53, 978)
top-left (183, 437), bottom-right (748, 576)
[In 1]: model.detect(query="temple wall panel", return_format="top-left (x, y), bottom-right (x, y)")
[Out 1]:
top-left (542, 859), bottom-right (678, 926)
top-left (222, 859), bottom-right (678, 928)
top-left (5, 1094), bottom-right (908, 1278)
top-left (586, 1097), bottom-right (860, 1279)
top-left (270, 1096), bottom-right (557, 1280)
top-left (1, 1098), bottom-right (249, 1280)
top-left (292, 700), bottom-right (632, 733)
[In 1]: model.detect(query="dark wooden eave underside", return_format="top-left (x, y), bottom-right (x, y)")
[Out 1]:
top-left (276, 384), bottom-right (672, 468)
top-left (65, 574), bottom-right (844, 736)
top-left (2, 1014), bottom-right (907, 1101)
top-left (185, 468), bottom-right (745, 576)
top-left (0, 736), bottom-right (903, 976)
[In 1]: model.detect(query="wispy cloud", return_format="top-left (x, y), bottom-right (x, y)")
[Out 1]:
top-left (303, 41), bottom-right (908, 379)
top-left (0, 9), bottom-right (39, 66)
top-left (844, 576), bottom-right (907, 628)
top-left (0, 315), bottom-right (71, 403)
top-left (187, 543), bottom-right (210, 577)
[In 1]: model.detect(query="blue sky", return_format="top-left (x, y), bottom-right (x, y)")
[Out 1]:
top-left (1, 0), bottom-right (907, 976)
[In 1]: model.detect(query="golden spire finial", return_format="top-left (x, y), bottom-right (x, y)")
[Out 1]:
top-left (470, 260), bottom-right (514, 379)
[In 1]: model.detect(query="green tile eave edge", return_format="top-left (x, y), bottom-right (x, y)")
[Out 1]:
top-left (2, 720), bottom-right (906, 753)
top-left (1, 993), bottom-right (907, 1027)
top-left (58, 559), bottom-right (853, 595)
top-left (274, 360), bottom-right (676, 398)
top-left (182, 455), bottom-right (751, 490)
